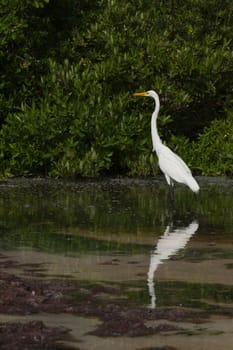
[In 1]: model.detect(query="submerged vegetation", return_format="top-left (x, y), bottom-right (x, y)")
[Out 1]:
top-left (0, 0), bottom-right (233, 177)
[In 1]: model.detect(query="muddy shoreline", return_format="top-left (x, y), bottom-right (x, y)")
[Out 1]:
top-left (1, 252), bottom-right (232, 349)
top-left (0, 175), bottom-right (232, 191)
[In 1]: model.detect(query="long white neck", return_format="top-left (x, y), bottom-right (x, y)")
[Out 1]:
top-left (151, 92), bottom-right (163, 153)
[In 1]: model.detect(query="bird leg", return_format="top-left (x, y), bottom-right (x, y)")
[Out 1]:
top-left (168, 183), bottom-right (175, 207)
top-left (164, 175), bottom-right (175, 207)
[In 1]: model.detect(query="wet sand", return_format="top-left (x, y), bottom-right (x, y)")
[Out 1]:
top-left (1, 248), bottom-right (232, 286)
top-left (0, 248), bottom-right (232, 350)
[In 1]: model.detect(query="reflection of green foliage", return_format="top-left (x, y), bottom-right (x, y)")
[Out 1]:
top-left (0, 179), bottom-right (232, 255)
top-left (225, 263), bottom-right (233, 269)
top-left (175, 248), bottom-right (233, 261)
top-left (126, 280), bottom-right (233, 311)
top-left (0, 228), bottom-right (150, 255)
top-left (157, 281), bottom-right (233, 310)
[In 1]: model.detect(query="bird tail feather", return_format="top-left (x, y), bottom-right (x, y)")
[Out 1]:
top-left (187, 176), bottom-right (200, 193)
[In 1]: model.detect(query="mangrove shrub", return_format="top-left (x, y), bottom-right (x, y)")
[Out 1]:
top-left (0, 0), bottom-right (232, 176)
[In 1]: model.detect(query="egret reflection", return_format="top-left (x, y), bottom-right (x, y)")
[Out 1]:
top-left (147, 220), bottom-right (199, 308)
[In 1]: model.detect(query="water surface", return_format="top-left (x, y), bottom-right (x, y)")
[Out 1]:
top-left (0, 177), bottom-right (232, 349)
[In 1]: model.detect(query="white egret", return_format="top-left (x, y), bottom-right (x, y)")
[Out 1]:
top-left (134, 90), bottom-right (199, 195)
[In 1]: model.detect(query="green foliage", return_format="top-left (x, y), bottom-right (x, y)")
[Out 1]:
top-left (169, 108), bottom-right (233, 176)
top-left (0, 97), bottom-right (68, 175)
top-left (0, 0), bottom-right (232, 177)
top-left (192, 109), bottom-right (233, 175)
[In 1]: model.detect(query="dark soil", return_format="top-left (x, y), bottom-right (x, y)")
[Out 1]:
top-left (0, 253), bottom-right (213, 349)
top-left (0, 260), bottom-right (78, 349)
top-left (138, 347), bottom-right (178, 350)
top-left (0, 321), bottom-right (74, 350)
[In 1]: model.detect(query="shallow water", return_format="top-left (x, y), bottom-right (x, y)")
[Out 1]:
top-left (0, 177), bottom-right (232, 349)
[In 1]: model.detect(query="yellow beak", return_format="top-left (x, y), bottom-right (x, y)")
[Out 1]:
top-left (133, 91), bottom-right (148, 96)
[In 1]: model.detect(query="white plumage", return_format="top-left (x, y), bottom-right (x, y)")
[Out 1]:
top-left (134, 90), bottom-right (199, 193)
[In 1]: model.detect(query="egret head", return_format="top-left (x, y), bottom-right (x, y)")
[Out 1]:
top-left (133, 90), bottom-right (158, 99)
